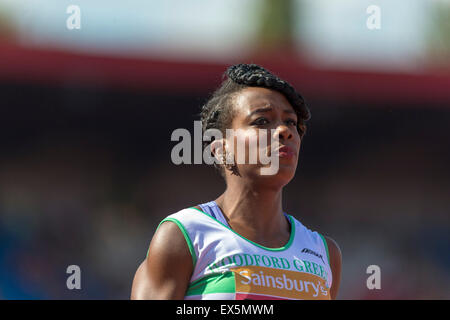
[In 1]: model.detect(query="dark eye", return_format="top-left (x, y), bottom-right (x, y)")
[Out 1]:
top-left (286, 119), bottom-right (297, 127)
top-left (252, 117), bottom-right (269, 126)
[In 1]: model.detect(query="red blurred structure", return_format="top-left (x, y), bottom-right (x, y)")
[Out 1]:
top-left (1, 42), bottom-right (449, 105)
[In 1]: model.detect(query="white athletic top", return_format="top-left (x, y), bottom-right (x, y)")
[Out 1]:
top-left (154, 201), bottom-right (332, 300)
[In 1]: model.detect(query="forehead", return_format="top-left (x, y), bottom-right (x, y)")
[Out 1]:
top-left (233, 87), bottom-right (295, 115)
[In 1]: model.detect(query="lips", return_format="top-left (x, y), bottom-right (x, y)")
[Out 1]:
top-left (277, 145), bottom-right (295, 158)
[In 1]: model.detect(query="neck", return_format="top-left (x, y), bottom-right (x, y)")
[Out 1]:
top-left (215, 177), bottom-right (289, 243)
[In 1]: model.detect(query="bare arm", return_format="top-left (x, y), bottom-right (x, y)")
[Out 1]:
top-left (324, 236), bottom-right (342, 300)
top-left (131, 221), bottom-right (193, 300)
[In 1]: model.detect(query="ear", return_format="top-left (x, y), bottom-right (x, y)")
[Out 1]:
top-left (210, 139), bottom-right (226, 164)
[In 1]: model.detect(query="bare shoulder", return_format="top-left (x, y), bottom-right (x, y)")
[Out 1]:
top-left (324, 236), bottom-right (342, 261)
top-left (322, 235), bottom-right (342, 300)
top-left (131, 219), bottom-right (193, 300)
top-left (149, 219), bottom-right (193, 258)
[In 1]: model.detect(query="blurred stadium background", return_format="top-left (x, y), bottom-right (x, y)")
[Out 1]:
top-left (0, 0), bottom-right (449, 299)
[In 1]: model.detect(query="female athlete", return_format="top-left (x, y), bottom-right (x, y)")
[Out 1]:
top-left (131, 63), bottom-right (342, 300)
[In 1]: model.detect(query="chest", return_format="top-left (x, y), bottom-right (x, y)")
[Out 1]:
top-left (190, 226), bottom-right (331, 300)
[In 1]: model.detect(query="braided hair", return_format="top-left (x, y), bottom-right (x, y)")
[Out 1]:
top-left (200, 63), bottom-right (311, 176)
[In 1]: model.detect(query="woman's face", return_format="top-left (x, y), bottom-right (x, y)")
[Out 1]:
top-left (224, 87), bottom-right (303, 186)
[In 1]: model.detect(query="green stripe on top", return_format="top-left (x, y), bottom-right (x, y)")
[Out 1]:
top-left (148, 217), bottom-right (197, 268)
top-left (318, 233), bottom-right (330, 265)
top-left (189, 207), bottom-right (296, 252)
top-left (186, 272), bottom-right (235, 296)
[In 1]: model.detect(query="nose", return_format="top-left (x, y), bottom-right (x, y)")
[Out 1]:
top-left (275, 123), bottom-right (293, 142)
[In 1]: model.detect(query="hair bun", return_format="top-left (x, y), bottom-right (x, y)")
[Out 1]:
top-left (226, 63), bottom-right (311, 121)
top-left (227, 64), bottom-right (271, 84)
